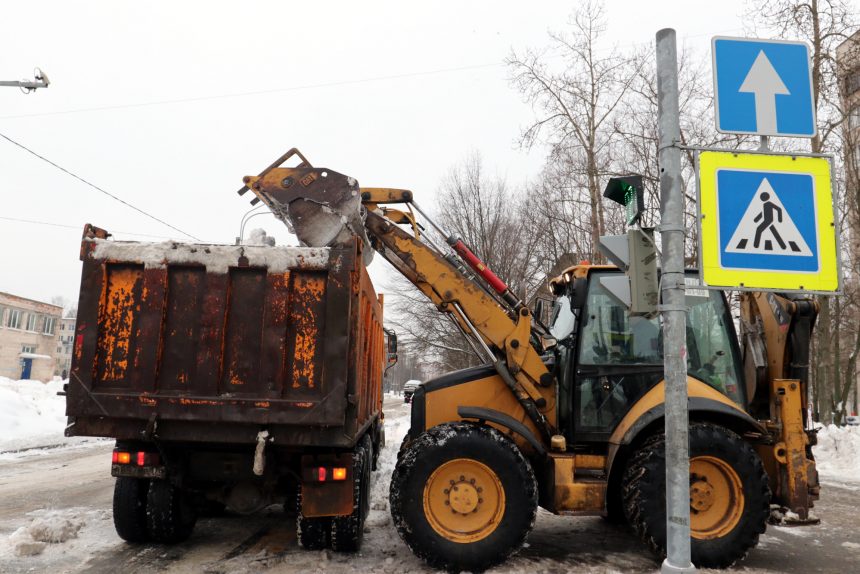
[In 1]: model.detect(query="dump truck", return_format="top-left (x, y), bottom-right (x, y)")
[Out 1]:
top-left (242, 148), bottom-right (821, 571)
top-left (64, 224), bottom-right (394, 551)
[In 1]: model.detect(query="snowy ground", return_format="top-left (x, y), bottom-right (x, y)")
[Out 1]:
top-left (0, 384), bottom-right (858, 573)
top-left (0, 377), bottom-right (105, 458)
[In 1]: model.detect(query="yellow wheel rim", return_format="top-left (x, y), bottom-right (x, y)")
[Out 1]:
top-left (689, 455), bottom-right (744, 540)
top-left (422, 458), bottom-right (505, 544)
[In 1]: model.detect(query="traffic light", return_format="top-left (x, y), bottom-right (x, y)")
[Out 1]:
top-left (603, 175), bottom-right (644, 226)
top-left (597, 228), bottom-right (658, 316)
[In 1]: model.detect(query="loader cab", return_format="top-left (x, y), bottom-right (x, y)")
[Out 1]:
top-left (548, 266), bottom-right (745, 444)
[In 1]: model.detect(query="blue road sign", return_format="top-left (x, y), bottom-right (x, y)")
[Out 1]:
top-left (712, 37), bottom-right (816, 137)
top-left (716, 169), bottom-right (818, 273)
top-left (698, 151), bottom-right (839, 292)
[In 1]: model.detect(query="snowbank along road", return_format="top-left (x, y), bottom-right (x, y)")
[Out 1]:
top-left (1, 383), bottom-right (860, 573)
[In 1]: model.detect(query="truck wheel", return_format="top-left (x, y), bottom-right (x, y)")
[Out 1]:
top-left (146, 480), bottom-right (197, 544)
top-left (298, 515), bottom-right (331, 550)
top-left (390, 422), bottom-right (538, 572)
top-left (297, 483), bottom-right (332, 550)
top-left (331, 437), bottom-right (371, 552)
top-left (622, 423), bottom-right (771, 568)
top-left (113, 477), bottom-right (150, 543)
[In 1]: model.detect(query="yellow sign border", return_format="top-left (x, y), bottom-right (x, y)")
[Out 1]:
top-left (698, 151), bottom-right (838, 292)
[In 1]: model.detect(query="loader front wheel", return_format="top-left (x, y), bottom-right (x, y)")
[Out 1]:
top-left (390, 422), bottom-right (537, 572)
top-left (622, 423), bottom-right (771, 568)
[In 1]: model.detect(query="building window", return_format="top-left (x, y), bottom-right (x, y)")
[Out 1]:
top-left (22, 345), bottom-right (35, 354)
top-left (26, 314), bottom-right (38, 332)
top-left (43, 316), bottom-right (56, 335)
top-left (6, 309), bottom-right (21, 330)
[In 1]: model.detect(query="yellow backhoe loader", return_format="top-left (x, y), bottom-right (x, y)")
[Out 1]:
top-left (240, 149), bottom-right (820, 571)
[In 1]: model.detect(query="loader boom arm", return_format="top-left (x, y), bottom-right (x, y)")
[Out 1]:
top-left (241, 152), bottom-right (557, 440)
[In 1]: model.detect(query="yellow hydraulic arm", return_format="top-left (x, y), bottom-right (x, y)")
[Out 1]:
top-left (240, 150), bottom-right (557, 440)
top-left (740, 291), bottom-right (820, 522)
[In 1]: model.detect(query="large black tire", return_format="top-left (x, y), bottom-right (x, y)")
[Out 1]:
top-left (390, 422), bottom-right (538, 573)
top-left (331, 437), bottom-right (371, 552)
top-left (113, 477), bottom-right (150, 543)
top-left (146, 479), bottom-right (197, 544)
top-left (296, 483), bottom-right (331, 550)
top-left (622, 423), bottom-right (771, 568)
top-left (297, 514), bottom-right (331, 550)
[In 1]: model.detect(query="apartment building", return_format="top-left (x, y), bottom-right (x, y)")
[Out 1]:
top-left (0, 292), bottom-right (62, 381)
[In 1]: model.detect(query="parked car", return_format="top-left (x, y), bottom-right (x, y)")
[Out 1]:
top-left (403, 380), bottom-right (421, 403)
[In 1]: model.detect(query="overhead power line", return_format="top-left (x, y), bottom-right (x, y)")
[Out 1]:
top-left (0, 62), bottom-right (503, 120)
top-left (0, 29), bottom-right (746, 121)
top-left (0, 215), bottom-right (178, 240)
top-left (0, 131), bottom-right (202, 241)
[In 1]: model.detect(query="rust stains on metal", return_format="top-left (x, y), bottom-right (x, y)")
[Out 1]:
top-left (96, 265), bottom-right (143, 383)
top-left (180, 398), bottom-right (223, 407)
top-left (138, 396), bottom-right (156, 407)
top-left (288, 273), bottom-right (326, 390)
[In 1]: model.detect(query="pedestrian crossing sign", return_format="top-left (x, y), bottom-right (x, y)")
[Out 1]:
top-left (697, 150), bottom-right (839, 292)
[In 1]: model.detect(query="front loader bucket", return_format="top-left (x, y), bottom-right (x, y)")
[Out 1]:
top-left (239, 148), bottom-right (373, 264)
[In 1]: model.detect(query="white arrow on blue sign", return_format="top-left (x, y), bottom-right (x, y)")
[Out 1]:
top-left (712, 37), bottom-right (816, 137)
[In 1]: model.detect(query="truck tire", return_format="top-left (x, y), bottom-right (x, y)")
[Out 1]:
top-left (297, 485), bottom-right (331, 550)
top-left (390, 422), bottom-right (537, 572)
top-left (331, 436), bottom-right (371, 552)
top-left (113, 477), bottom-right (150, 543)
top-left (146, 479), bottom-right (197, 544)
top-left (298, 515), bottom-right (331, 550)
top-left (622, 423), bottom-right (771, 568)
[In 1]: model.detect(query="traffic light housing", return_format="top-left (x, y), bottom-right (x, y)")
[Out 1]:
top-left (604, 175), bottom-right (644, 226)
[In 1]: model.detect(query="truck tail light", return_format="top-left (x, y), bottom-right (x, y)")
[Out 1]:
top-left (113, 450), bottom-right (159, 466)
top-left (312, 466), bottom-right (347, 482)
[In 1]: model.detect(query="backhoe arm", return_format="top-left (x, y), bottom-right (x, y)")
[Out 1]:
top-left (740, 291), bottom-right (819, 521)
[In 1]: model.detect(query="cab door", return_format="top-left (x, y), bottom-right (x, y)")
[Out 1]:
top-left (571, 274), bottom-right (663, 442)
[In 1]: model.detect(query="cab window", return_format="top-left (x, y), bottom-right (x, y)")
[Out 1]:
top-left (577, 272), bottom-right (744, 405)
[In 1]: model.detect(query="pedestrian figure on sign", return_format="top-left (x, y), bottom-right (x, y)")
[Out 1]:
top-left (752, 192), bottom-right (786, 250)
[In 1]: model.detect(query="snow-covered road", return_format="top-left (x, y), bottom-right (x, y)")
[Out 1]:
top-left (1, 391), bottom-right (859, 573)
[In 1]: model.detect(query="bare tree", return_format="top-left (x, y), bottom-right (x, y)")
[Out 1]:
top-left (507, 0), bottom-right (636, 261)
top-left (436, 153), bottom-right (544, 301)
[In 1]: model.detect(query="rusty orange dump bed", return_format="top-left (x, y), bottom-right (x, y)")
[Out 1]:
top-left (66, 228), bottom-right (385, 448)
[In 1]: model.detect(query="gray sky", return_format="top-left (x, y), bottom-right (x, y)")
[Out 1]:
top-left (0, 0), bottom-right (749, 305)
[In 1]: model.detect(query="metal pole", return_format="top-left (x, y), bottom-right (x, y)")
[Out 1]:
top-left (0, 69), bottom-right (50, 92)
top-left (656, 28), bottom-right (696, 574)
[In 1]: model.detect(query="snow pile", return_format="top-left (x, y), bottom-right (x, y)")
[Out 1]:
top-left (813, 424), bottom-right (860, 480)
top-left (5, 509), bottom-right (85, 557)
top-left (0, 377), bottom-right (69, 454)
top-left (89, 238), bottom-right (331, 273)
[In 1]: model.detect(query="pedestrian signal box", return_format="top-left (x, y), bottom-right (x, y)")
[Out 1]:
top-left (604, 175), bottom-right (644, 226)
top-left (697, 150), bottom-right (839, 292)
